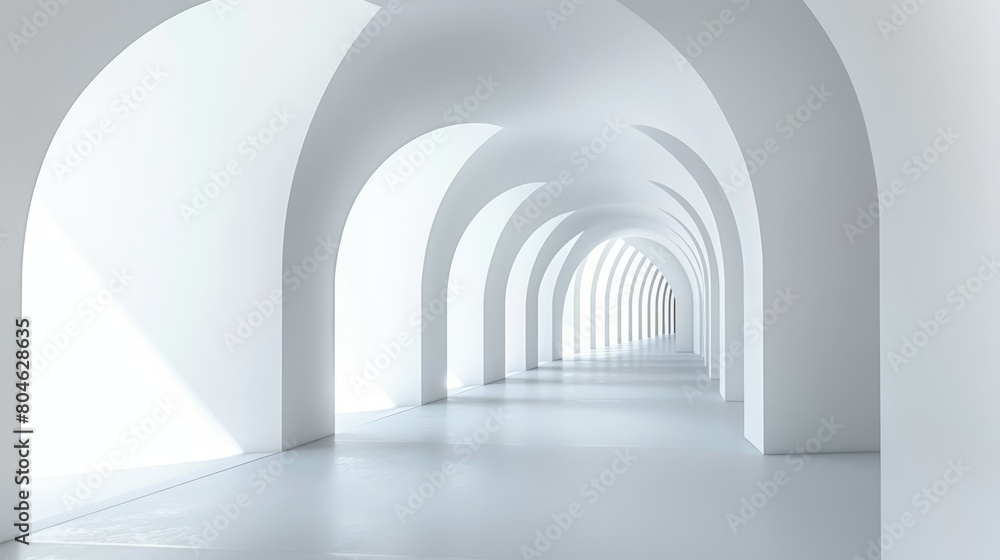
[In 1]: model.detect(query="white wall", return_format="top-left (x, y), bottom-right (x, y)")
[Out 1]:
top-left (506, 214), bottom-right (572, 372)
top-left (538, 232), bottom-right (582, 365)
top-left (590, 241), bottom-right (621, 348)
top-left (608, 244), bottom-right (638, 345)
top-left (804, 1), bottom-right (999, 557)
top-left (0, 2), bottom-right (898, 541)
top-left (621, 0), bottom-right (879, 454)
top-left (22, 1), bottom-right (378, 479)
top-left (280, 0), bottom-right (757, 446)
top-left (449, 184), bottom-right (538, 388)
top-left (630, 238), bottom-right (697, 353)
top-left (1, 0), bottom-right (214, 541)
top-left (335, 124), bottom-right (499, 411)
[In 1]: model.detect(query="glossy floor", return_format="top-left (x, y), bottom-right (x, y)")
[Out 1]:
top-left (2, 337), bottom-right (879, 559)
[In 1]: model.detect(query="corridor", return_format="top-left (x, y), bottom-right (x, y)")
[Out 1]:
top-left (5, 337), bottom-right (878, 560)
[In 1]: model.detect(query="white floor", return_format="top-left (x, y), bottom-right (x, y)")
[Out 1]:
top-left (33, 453), bottom-right (271, 531)
top-left (1, 337), bottom-right (879, 559)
